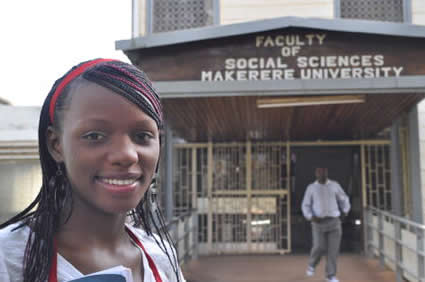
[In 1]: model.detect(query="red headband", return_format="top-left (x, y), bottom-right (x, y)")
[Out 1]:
top-left (49, 58), bottom-right (116, 123)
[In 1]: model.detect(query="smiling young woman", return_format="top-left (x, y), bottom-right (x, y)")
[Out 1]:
top-left (0, 59), bottom-right (184, 282)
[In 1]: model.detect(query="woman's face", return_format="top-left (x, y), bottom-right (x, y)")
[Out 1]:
top-left (48, 82), bottom-right (160, 215)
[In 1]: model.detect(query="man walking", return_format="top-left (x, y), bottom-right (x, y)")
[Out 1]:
top-left (301, 167), bottom-right (351, 282)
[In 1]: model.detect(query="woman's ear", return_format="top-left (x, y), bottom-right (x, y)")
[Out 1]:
top-left (46, 126), bottom-right (64, 162)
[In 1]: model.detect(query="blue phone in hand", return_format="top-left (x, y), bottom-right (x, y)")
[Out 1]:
top-left (68, 274), bottom-right (126, 282)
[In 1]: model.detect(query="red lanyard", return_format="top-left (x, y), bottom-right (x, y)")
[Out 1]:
top-left (125, 226), bottom-right (163, 282)
top-left (48, 227), bottom-right (163, 282)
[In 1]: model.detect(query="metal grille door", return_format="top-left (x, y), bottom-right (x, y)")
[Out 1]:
top-left (250, 143), bottom-right (290, 253)
top-left (363, 144), bottom-right (392, 211)
top-left (210, 144), bottom-right (248, 253)
top-left (174, 142), bottom-right (291, 254)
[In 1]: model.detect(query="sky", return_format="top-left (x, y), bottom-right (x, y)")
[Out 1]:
top-left (0, 1), bottom-right (132, 106)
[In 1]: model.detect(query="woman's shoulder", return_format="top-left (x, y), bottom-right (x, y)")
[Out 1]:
top-left (0, 222), bottom-right (30, 248)
top-left (0, 222), bottom-right (30, 282)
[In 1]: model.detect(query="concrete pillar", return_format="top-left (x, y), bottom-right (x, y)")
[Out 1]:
top-left (418, 101), bottom-right (425, 223)
top-left (390, 118), bottom-right (404, 216)
top-left (164, 125), bottom-right (174, 221)
top-left (408, 105), bottom-right (424, 224)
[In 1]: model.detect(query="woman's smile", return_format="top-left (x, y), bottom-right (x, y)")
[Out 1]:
top-left (95, 174), bottom-right (143, 194)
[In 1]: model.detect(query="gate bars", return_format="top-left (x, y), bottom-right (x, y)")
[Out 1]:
top-left (173, 140), bottom-right (390, 254)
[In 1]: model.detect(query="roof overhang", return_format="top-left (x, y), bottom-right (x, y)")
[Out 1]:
top-left (116, 16), bottom-right (425, 51)
top-left (153, 76), bottom-right (425, 98)
top-left (115, 17), bottom-right (425, 142)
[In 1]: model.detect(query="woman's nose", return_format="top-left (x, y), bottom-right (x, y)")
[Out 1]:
top-left (108, 135), bottom-right (139, 167)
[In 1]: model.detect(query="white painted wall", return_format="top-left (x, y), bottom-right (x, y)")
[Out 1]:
top-left (136, 0), bottom-right (424, 33)
top-left (220, 0), bottom-right (334, 25)
top-left (412, 0), bottom-right (425, 25)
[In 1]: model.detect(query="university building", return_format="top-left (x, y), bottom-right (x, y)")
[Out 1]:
top-left (114, 0), bottom-right (425, 259)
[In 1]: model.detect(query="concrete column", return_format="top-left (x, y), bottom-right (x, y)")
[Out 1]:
top-left (145, 0), bottom-right (153, 34)
top-left (408, 105), bottom-right (424, 224)
top-left (334, 0), bottom-right (341, 18)
top-left (213, 0), bottom-right (220, 25)
top-left (390, 118), bottom-right (404, 216)
top-left (418, 101), bottom-right (425, 223)
top-left (131, 0), bottom-right (140, 38)
top-left (164, 125), bottom-right (174, 222)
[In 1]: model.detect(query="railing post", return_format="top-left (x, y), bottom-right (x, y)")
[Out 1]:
top-left (378, 211), bottom-right (385, 267)
top-left (394, 220), bottom-right (403, 282)
top-left (417, 228), bottom-right (425, 282)
top-left (184, 215), bottom-right (189, 264)
top-left (193, 211), bottom-right (199, 259)
top-left (175, 219), bottom-right (180, 262)
top-left (363, 207), bottom-right (370, 257)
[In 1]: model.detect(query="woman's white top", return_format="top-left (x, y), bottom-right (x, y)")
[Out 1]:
top-left (0, 222), bottom-right (185, 282)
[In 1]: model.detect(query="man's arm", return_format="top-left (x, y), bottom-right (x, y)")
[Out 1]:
top-left (335, 183), bottom-right (351, 215)
top-left (301, 186), bottom-right (314, 221)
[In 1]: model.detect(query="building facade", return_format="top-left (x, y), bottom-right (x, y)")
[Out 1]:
top-left (116, 0), bottom-right (425, 256)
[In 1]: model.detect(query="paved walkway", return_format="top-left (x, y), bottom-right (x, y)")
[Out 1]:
top-left (182, 254), bottom-right (396, 282)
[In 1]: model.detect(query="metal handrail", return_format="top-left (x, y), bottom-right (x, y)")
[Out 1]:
top-left (165, 209), bottom-right (198, 266)
top-left (365, 206), bottom-right (425, 282)
top-left (368, 206), bottom-right (425, 230)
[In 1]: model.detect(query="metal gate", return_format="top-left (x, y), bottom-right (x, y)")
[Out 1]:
top-left (173, 142), bottom-right (291, 254)
top-left (362, 144), bottom-right (392, 211)
top-left (173, 140), bottom-right (393, 255)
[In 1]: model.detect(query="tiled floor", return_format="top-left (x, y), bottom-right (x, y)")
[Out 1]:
top-left (182, 254), bottom-right (397, 282)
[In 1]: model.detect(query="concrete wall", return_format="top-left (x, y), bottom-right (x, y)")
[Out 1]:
top-left (220, 0), bottom-right (333, 25)
top-left (0, 160), bottom-right (42, 223)
top-left (0, 105), bottom-right (41, 223)
top-left (412, 0), bottom-right (425, 25)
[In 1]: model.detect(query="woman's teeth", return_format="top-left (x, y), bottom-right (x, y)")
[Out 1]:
top-left (101, 178), bottom-right (137, 185)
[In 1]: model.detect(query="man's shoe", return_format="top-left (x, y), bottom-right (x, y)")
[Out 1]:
top-left (306, 266), bottom-right (315, 277)
top-left (326, 276), bottom-right (339, 282)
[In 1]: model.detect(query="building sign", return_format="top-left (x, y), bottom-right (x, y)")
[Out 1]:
top-left (128, 28), bottom-right (425, 81)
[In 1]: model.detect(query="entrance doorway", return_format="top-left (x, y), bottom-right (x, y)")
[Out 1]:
top-left (290, 146), bottom-right (362, 253)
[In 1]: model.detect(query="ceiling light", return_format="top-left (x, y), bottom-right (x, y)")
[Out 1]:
top-left (257, 95), bottom-right (365, 108)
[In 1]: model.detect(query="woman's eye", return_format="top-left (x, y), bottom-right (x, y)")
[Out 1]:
top-left (134, 132), bottom-right (153, 143)
top-left (82, 132), bottom-right (105, 141)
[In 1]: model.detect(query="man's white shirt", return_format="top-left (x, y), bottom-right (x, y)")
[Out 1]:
top-left (301, 179), bottom-right (351, 221)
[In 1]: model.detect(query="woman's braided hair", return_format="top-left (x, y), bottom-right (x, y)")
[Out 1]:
top-left (0, 59), bottom-right (180, 282)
